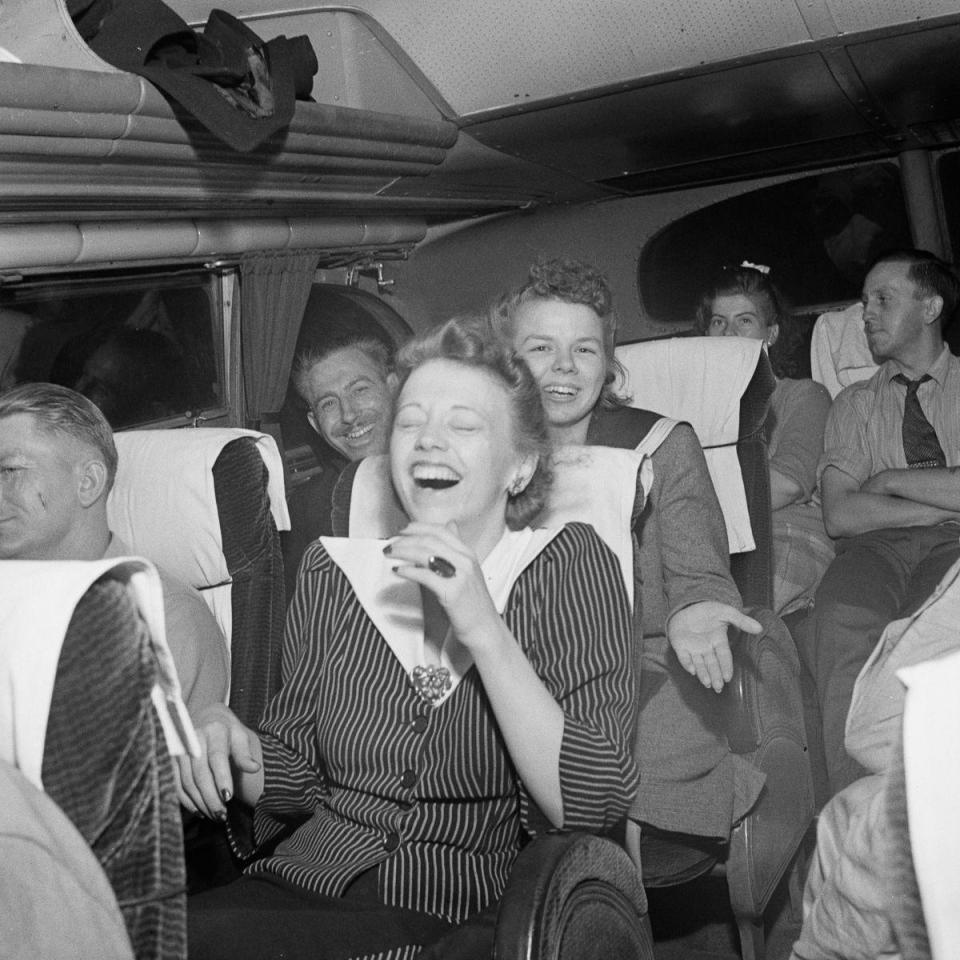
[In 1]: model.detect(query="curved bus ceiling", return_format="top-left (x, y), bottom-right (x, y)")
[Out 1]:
top-left (161, 0), bottom-right (960, 198)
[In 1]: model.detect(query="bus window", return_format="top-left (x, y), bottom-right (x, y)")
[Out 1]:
top-left (0, 267), bottom-right (225, 429)
top-left (638, 163), bottom-right (913, 328)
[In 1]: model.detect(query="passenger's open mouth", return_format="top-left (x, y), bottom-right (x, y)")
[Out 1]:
top-left (413, 465), bottom-right (460, 489)
top-left (345, 423), bottom-right (374, 441)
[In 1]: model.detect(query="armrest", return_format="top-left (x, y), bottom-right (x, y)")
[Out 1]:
top-left (721, 606), bottom-right (802, 755)
top-left (719, 607), bottom-right (815, 917)
top-left (494, 832), bottom-right (653, 960)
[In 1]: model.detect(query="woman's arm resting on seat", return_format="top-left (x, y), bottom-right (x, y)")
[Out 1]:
top-left (770, 467), bottom-right (804, 510)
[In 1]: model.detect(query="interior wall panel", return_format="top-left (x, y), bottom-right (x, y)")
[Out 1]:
top-left (384, 173), bottom-right (803, 340)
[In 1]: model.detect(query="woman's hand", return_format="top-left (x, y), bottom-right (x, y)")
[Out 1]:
top-left (385, 521), bottom-right (502, 650)
top-left (667, 601), bottom-right (762, 692)
top-left (176, 702), bottom-right (264, 819)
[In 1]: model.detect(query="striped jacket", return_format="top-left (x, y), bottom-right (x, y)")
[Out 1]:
top-left (250, 522), bottom-right (638, 922)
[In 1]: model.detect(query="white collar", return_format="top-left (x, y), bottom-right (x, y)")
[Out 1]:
top-left (321, 527), bottom-right (560, 705)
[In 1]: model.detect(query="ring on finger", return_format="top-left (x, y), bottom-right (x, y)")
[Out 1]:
top-left (427, 555), bottom-right (456, 578)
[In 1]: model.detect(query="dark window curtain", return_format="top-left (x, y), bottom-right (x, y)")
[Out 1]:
top-left (239, 253), bottom-right (318, 442)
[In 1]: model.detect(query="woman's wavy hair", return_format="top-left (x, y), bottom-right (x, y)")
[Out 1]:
top-left (394, 315), bottom-right (552, 529)
top-left (693, 263), bottom-right (804, 378)
top-left (490, 257), bottom-right (630, 408)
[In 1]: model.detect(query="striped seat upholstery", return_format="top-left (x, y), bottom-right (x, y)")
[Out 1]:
top-left (42, 578), bottom-right (186, 960)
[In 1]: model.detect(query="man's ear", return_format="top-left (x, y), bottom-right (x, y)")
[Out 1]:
top-left (77, 458), bottom-right (109, 507)
top-left (306, 410), bottom-right (321, 436)
top-left (386, 371), bottom-right (399, 394)
top-left (923, 294), bottom-right (944, 327)
top-left (765, 323), bottom-right (780, 348)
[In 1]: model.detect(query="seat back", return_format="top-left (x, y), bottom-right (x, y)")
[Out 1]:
top-left (0, 559), bottom-right (196, 960)
top-left (108, 428), bottom-right (289, 726)
top-left (44, 577), bottom-right (187, 960)
top-left (896, 647), bottom-right (960, 958)
top-left (614, 336), bottom-right (776, 609)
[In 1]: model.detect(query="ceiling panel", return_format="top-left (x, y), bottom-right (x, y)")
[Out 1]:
top-left (167, 0), bottom-right (958, 118)
top-left (848, 22), bottom-right (960, 126)
top-left (827, 0), bottom-right (960, 33)
top-left (466, 54), bottom-right (874, 182)
top-left (352, 0), bottom-right (810, 116)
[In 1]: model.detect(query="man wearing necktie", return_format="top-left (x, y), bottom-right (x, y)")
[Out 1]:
top-left (798, 249), bottom-right (960, 797)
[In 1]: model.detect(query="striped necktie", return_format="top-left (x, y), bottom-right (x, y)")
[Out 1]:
top-left (893, 374), bottom-right (946, 469)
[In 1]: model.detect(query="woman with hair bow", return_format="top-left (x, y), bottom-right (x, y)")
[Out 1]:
top-left (695, 262), bottom-right (835, 615)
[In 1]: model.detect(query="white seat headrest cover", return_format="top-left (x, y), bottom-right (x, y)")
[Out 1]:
top-left (615, 337), bottom-right (758, 553)
top-left (810, 302), bottom-right (877, 399)
top-left (107, 428), bottom-right (289, 647)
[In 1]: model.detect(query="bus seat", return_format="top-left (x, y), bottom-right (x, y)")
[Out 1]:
top-left (108, 428), bottom-right (289, 728)
top-left (331, 441), bottom-right (812, 960)
top-left (894, 648), bottom-right (960, 957)
top-left (809, 301), bottom-right (877, 399)
top-left (614, 335), bottom-right (776, 609)
top-left (0, 557), bottom-right (197, 960)
top-left (612, 336), bottom-right (811, 960)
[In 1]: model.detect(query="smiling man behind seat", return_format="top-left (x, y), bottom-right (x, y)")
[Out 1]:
top-left (800, 248), bottom-right (960, 796)
top-left (0, 382), bottom-right (228, 713)
top-left (283, 337), bottom-right (399, 595)
top-left (295, 337), bottom-right (398, 462)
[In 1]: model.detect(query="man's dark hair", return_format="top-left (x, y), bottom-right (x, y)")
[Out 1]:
top-left (292, 336), bottom-right (394, 404)
top-left (868, 249), bottom-right (960, 330)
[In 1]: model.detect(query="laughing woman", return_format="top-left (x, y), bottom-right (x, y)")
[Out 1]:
top-left (493, 258), bottom-right (765, 853)
top-left (179, 315), bottom-right (638, 960)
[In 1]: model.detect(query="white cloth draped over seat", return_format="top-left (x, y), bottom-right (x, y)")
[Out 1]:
top-left (0, 557), bottom-right (197, 791)
top-left (615, 337), bottom-right (759, 554)
top-left (107, 428), bottom-right (290, 653)
top-left (534, 445), bottom-right (649, 607)
top-left (809, 302), bottom-right (878, 399)
top-left (898, 648), bottom-right (960, 959)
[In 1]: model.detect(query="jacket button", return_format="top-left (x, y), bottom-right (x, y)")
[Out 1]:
top-left (400, 768), bottom-right (417, 788)
top-left (411, 714), bottom-right (429, 733)
top-left (383, 832), bottom-right (401, 852)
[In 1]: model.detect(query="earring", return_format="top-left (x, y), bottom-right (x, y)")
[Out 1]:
top-left (509, 478), bottom-right (525, 496)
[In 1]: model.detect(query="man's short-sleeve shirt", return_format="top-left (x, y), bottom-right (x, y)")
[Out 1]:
top-left (819, 346), bottom-right (960, 487)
